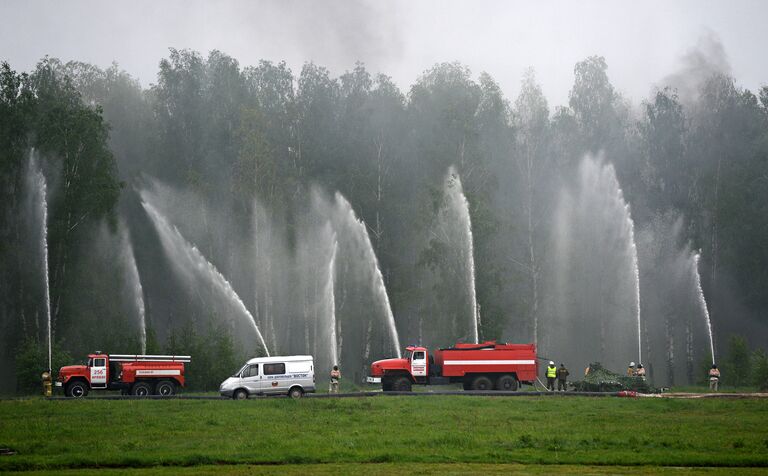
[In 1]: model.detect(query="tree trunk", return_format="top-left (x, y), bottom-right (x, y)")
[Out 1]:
top-left (525, 149), bottom-right (540, 347)
top-left (374, 132), bottom-right (384, 253)
top-left (685, 315), bottom-right (694, 385)
top-left (666, 314), bottom-right (675, 386)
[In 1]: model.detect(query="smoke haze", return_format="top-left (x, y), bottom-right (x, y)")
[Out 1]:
top-left (2, 1), bottom-right (767, 105)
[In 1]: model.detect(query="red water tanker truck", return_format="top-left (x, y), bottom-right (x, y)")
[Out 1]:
top-left (56, 353), bottom-right (191, 397)
top-left (368, 341), bottom-right (538, 391)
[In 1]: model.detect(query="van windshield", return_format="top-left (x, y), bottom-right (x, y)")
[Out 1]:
top-left (234, 364), bottom-right (248, 377)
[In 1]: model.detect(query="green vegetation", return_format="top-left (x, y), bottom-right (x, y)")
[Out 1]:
top-left (572, 363), bottom-right (653, 393)
top-left (3, 51), bottom-right (768, 394)
top-left (7, 463), bottom-right (765, 475)
top-left (0, 396), bottom-right (766, 473)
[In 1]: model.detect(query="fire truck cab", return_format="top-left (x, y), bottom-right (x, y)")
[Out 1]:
top-left (56, 353), bottom-right (190, 398)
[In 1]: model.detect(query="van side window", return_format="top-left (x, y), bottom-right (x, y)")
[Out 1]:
top-left (413, 352), bottom-right (425, 360)
top-left (243, 365), bottom-right (258, 378)
top-left (263, 363), bottom-right (285, 375)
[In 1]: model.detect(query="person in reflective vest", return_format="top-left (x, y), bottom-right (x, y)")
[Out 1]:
top-left (546, 361), bottom-right (557, 391)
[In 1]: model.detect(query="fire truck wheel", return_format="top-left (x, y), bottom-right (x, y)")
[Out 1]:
top-left (496, 374), bottom-right (518, 391)
top-left (471, 375), bottom-right (494, 391)
top-left (288, 387), bottom-right (304, 399)
top-left (156, 380), bottom-right (176, 397)
top-left (66, 381), bottom-right (88, 398)
top-left (233, 389), bottom-right (248, 400)
top-left (392, 376), bottom-right (412, 392)
top-left (131, 382), bottom-right (153, 397)
top-left (382, 378), bottom-right (393, 392)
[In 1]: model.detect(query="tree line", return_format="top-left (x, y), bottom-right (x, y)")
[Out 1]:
top-left (1, 50), bottom-right (767, 392)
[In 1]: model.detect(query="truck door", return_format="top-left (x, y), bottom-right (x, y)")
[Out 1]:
top-left (411, 351), bottom-right (427, 378)
top-left (241, 364), bottom-right (261, 394)
top-left (90, 357), bottom-right (108, 389)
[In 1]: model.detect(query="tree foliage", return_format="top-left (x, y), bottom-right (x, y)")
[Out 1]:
top-left (2, 50), bottom-right (768, 392)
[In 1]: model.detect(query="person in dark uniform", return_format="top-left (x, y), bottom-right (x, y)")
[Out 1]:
top-left (557, 363), bottom-right (570, 391)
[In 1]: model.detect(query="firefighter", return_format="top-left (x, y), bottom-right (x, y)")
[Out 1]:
top-left (546, 361), bottom-right (557, 391)
top-left (636, 363), bottom-right (646, 379)
top-left (557, 363), bottom-right (569, 391)
top-left (627, 362), bottom-right (636, 377)
top-left (41, 371), bottom-right (52, 397)
top-left (709, 364), bottom-right (720, 392)
top-left (329, 365), bottom-right (341, 394)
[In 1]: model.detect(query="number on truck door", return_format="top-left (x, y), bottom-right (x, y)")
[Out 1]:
top-left (91, 358), bottom-right (107, 388)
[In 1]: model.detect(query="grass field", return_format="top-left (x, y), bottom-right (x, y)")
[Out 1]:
top-left (1, 395), bottom-right (767, 474)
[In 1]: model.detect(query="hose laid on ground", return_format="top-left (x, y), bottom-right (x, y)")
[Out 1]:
top-left (536, 377), bottom-right (553, 392)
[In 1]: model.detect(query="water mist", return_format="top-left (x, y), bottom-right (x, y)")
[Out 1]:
top-left (141, 195), bottom-right (269, 356)
top-left (333, 192), bottom-right (402, 358)
top-left (444, 166), bottom-right (480, 344)
top-left (693, 253), bottom-right (716, 364)
top-left (29, 151), bottom-right (52, 371)
top-left (120, 223), bottom-right (147, 354)
top-left (551, 156), bottom-right (642, 369)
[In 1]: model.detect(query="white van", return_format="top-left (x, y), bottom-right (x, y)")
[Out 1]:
top-left (220, 355), bottom-right (315, 399)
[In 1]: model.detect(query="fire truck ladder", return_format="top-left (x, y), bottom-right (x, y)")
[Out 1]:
top-left (108, 354), bottom-right (191, 362)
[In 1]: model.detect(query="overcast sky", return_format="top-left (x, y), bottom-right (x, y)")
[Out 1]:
top-left (1, 0), bottom-right (765, 106)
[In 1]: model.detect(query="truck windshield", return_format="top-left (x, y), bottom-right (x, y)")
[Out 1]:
top-left (404, 350), bottom-right (412, 361)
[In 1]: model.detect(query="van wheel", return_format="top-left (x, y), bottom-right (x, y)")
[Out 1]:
top-left (392, 376), bottom-right (412, 392)
top-left (66, 381), bottom-right (88, 398)
top-left (132, 382), bottom-right (153, 397)
top-left (471, 376), bottom-right (494, 391)
top-left (155, 380), bottom-right (176, 397)
top-left (289, 387), bottom-right (304, 399)
top-left (496, 374), bottom-right (518, 391)
top-left (233, 389), bottom-right (248, 400)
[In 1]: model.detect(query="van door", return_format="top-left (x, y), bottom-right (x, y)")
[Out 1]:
top-left (287, 360), bottom-right (314, 393)
top-left (263, 362), bottom-right (286, 394)
top-left (241, 364), bottom-right (261, 394)
top-left (90, 357), bottom-right (107, 389)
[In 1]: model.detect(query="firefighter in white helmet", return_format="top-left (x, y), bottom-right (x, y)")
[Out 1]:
top-left (546, 361), bottom-right (557, 391)
top-left (627, 362), bottom-right (637, 377)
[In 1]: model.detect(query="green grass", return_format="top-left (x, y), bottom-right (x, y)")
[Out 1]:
top-left (7, 463), bottom-right (766, 475)
top-left (1, 396), bottom-right (767, 473)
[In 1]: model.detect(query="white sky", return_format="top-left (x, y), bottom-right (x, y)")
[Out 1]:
top-left (0, 0), bottom-right (765, 106)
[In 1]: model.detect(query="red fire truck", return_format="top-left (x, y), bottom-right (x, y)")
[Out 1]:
top-left (56, 353), bottom-right (191, 397)
top-left (368, 341), bottom-right (537, 392)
